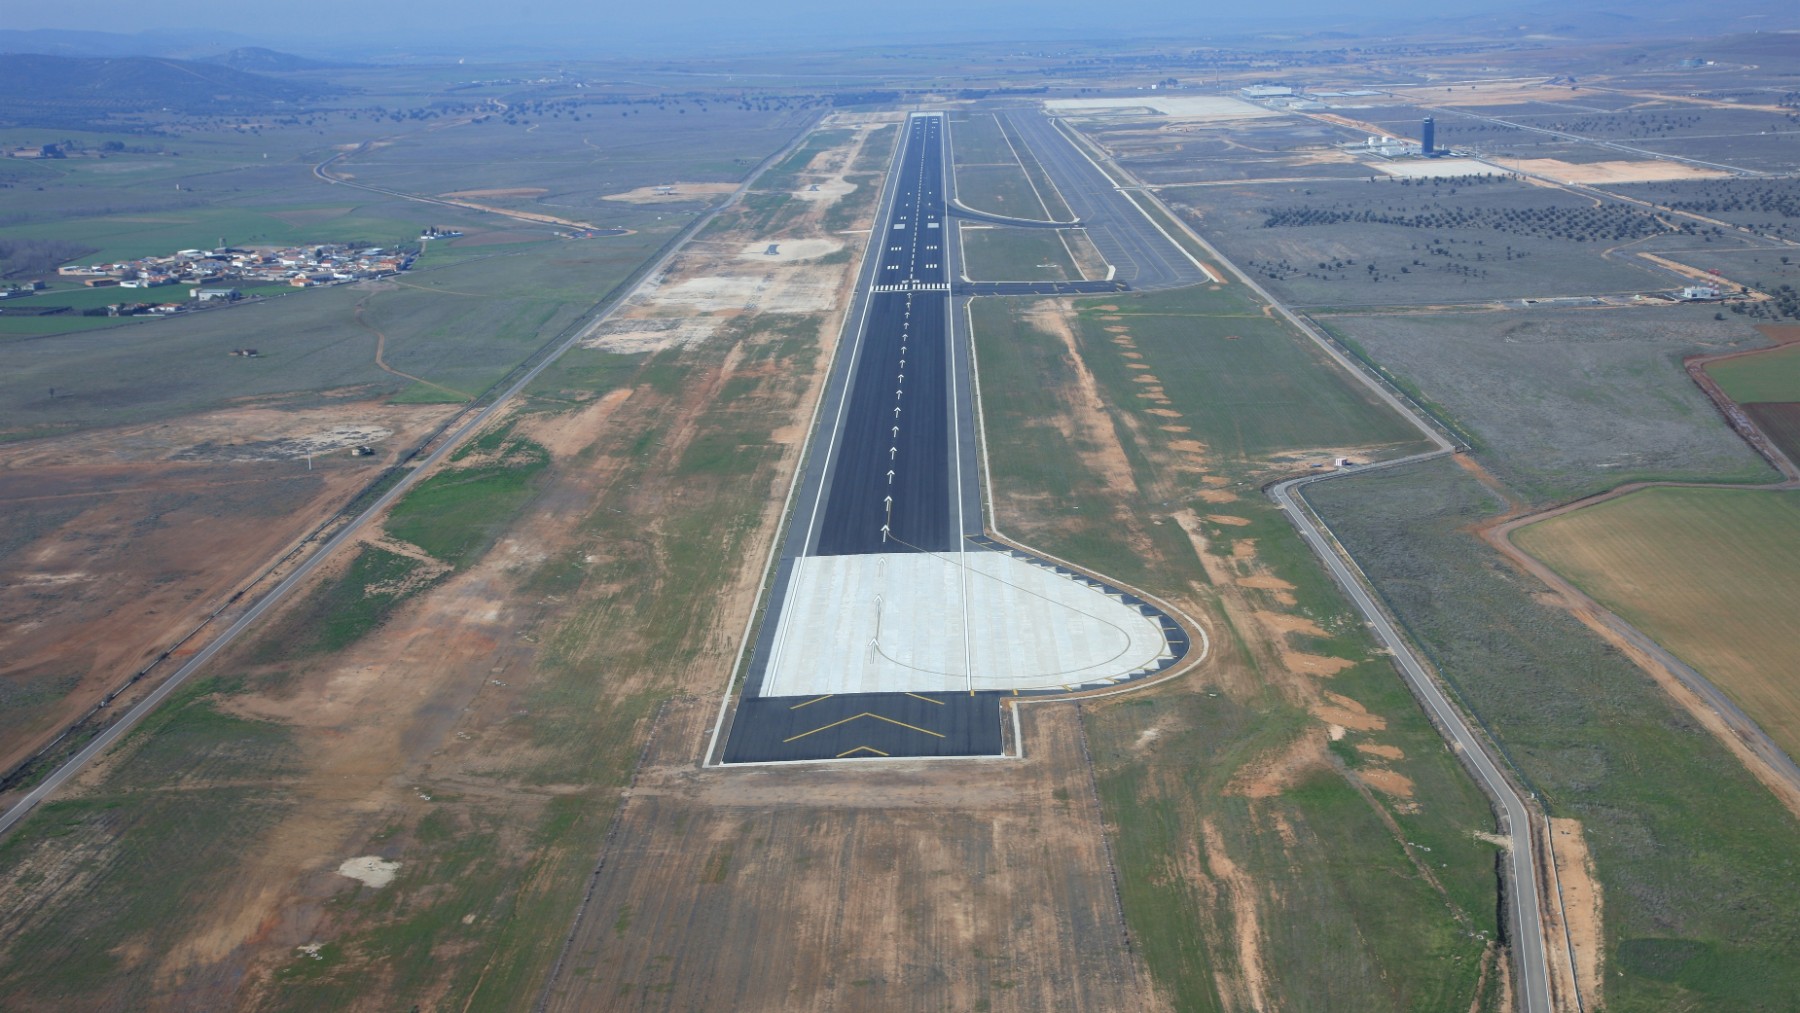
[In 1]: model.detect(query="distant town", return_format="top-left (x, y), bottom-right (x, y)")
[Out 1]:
top-left (1, 240), bottom-right (421, 319)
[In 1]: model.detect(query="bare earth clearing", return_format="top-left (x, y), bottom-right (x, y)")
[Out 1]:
top-left (544, 701), bottom-right (1153, 1011)
top-left (0, 398), bottom-right (456, 780)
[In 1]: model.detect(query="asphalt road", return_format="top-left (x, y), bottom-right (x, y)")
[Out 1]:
top-left (1270, 470), bottom-right (1551, 1013)
top-left (0, 114), bottom-right (825, 840)
top-left (807, 114), bottom-right (961, 556)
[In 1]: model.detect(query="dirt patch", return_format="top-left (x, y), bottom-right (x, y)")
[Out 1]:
top-left (1357, 768), bottom-right (1415, 798)
top-left (602, 182), bottom-right (737, 204)
top-left (0, 397), bottom-right (456, 777)
top-left (336, 857), bottom-right (399, 889)
top-left (1200, 819), bottom-right (1272, 1011)
top-left (1206, 513), bottom-right (1252, 527)
top-left (1548, 817), bottom-right (1605, 1009)
top-left (1233, 728), bottom-right (1329, 799)
top-left (1311, 691), bottom-right (1387, 732)
top-left (440, 187), bottom-right (548, 199)
top-left (734, 238), bottom-right (844, 262)
top-left (1253, 610), bottom-right (1327, 639)
top-left (1026, 300), bottom-right (1141, 495)
top-left (1282, 651), bottom-right (1354, 677)
top-left (1490, 158), bottom-right (1730, 184)
top-left (1355, 742), bottom-right (1405, 761)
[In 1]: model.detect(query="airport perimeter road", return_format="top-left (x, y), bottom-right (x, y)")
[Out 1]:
top-left (806, 113), bottom-right (960, 556)
top-left (1114, 128), bottom-right (1555, 1013)
top-left (0, 117), bottom-right (823, 840)
top-left (1271, 472), bottom-right (1551, 1013)
top-left (1001, 110), bottom-right (1213, 291)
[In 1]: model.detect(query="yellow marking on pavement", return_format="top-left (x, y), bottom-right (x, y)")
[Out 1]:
top-left (790, 695), bottom-right (834, 710)
top-left (783, 712), bottom-right (947, 743)
top-left (837, 745), bottom-right (890, 758)
top-left (905, 693), bottom-right (945, 705)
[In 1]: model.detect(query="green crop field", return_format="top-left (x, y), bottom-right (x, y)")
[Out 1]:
top-left (1705, 342), bottom-right (1800, 403)
top-left (1515, 487), bottom-right (1800, 761)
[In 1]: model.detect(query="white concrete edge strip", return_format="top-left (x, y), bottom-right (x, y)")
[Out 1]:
top-left (705, 116), bottom-right (913, 769)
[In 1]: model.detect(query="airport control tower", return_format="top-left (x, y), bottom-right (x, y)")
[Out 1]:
top-left (1422, 116), bottom-right (1436, 156)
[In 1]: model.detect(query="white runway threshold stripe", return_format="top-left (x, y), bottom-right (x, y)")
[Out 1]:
top-left (761, 550), bottom-right (1171, 696)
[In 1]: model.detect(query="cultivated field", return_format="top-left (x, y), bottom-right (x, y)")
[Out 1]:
top-left (1705, 341), bottom-right (1800, 403)
top-left (1514, 488), bottom-right (1800, 762)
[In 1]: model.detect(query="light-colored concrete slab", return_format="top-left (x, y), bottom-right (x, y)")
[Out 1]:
top-left (761, 550), bottom-right (1169, 696)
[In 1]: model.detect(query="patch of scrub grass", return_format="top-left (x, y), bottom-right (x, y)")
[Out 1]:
top-left (0, 678), bottom-right (296, 1006)
top-left (976, 291), bottom-right (1498, 1010)
top-left (1072, 287), bottom-right (1429, 465)
top-left (385, 435), bottom-right (550, 570)
top-left (255, 545), bottom-right (441, 662)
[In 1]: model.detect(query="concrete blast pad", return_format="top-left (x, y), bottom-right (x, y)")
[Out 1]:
top-left (761, 550), bottom-right (1169, 696)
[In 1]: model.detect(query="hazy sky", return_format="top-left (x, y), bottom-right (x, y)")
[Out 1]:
top-left (9, 0), bottom-right (1519, 54)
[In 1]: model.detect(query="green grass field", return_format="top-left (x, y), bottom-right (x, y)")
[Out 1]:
top-left (952, 163), bottom-right (1050, 219)
top-left (1705, 342), bottom-right (1800, 403)
top-left (1515, 487), bottom-right (1800, 761)
top-left (949, 113), bottom-right (1017, 166)
top-left (959, 227), bottom-right (1079, 281)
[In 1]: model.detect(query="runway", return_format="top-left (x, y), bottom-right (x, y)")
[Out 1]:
top-left (720, 111), bottom-right (1194, 763)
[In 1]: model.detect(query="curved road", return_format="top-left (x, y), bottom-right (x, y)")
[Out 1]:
top-left (0, 115), bottom-right (824, 839)
top-left (1068, 126), bottom-right (1558, 1010)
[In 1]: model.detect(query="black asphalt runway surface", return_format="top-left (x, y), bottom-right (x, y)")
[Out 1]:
top-left (811, 114), bottom-right (959, 557)
top-left (723, 692), bottom-right (1006, 762)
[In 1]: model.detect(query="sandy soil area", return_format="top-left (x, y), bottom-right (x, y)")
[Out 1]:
top-left (1373, 158), bottom-right (1505, 178)
top-left (440, 187), bottom-right (548, 199)
top-left (1491, 158), bottom-right (1730, 184)
top-left (1047, 97), bottom-right (1279, 121)
top-left (581, 126), bottom-right (877, 356)
top-left (1548, 818), bottom-right (1605, 1009)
